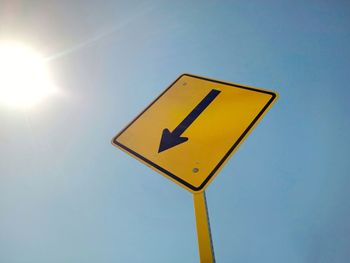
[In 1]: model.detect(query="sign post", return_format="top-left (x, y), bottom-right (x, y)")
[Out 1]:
top-left (112, 74), bottom-right (278, 262)
top-left (193, 191), bottom-right (215, 263)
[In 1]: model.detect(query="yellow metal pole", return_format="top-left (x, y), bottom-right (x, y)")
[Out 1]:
top-left (193, 191), bottom-right (215, 263)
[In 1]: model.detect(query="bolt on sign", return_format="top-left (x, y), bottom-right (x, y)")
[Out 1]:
top-left (112, 74), bottom-right (278, 193)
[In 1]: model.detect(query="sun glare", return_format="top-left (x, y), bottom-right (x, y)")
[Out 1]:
top-left (0, 42), bottom-right (56, 109)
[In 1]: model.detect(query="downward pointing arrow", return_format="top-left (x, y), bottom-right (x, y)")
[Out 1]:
top-left (158, 89), bottom-right (221, 153)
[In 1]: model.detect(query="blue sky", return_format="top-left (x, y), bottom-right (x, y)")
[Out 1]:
top-left (1, 0), bottom-right (350, 262)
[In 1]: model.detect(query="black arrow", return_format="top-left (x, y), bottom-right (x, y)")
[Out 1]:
top-left (158, 89), bottom-right (221, 153)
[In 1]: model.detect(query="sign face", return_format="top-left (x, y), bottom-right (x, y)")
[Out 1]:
top-left (112, 74), bottom-right (278, 193)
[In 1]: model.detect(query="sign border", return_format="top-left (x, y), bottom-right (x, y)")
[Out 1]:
top-left (112, 73), bottom-right (278, 192)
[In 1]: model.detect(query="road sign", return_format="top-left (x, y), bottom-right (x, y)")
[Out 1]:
top-left (112, 74), bottom-right (278, 193)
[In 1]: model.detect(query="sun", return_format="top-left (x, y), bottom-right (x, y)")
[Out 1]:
top-left (0, 42), bottom-right (56, 109)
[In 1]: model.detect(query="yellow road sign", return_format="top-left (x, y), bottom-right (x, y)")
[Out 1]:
top-left (112, 74), bottom-right (278, 193)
